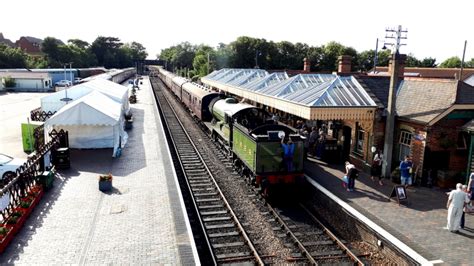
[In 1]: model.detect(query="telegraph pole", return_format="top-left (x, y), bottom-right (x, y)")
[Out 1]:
top-left (382, 25), bottom-right (407, 178)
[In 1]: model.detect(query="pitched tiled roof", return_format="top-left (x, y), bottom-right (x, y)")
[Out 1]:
top-left (396, 80), bottom-right (458, 124)
top-left (354, 76), bottom-right (391, 108)
top-left (0, 33), bottom-right (15, 47)
top-left (455, 82), bottom-right (474, 104)
top-left (373, 67), bottom-right (474, 81)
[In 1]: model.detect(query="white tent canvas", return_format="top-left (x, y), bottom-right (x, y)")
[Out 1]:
top-left (44, 91), bottom-right (128, 157)
top-left (41, 79), bottom-right (130, 115)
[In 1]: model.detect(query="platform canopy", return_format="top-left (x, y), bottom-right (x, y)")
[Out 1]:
top-left (202, 69), bottom-right (377, 121)
top-left (44, 91), bottom-right (127, 157)
top-left (41, 78), bottom-right (129, 115)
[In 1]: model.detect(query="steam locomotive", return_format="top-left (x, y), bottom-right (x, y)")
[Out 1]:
top-left (156, 67), bottom-right (305, 196)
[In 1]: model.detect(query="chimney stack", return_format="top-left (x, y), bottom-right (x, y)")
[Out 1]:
top-left (338, 55), bottom-right (352, 74)
top-left (388, 54), bottom-right (406, 78)
top-left (303, 58), bottom-right (310, 72)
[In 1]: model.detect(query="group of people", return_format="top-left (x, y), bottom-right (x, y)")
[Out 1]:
top-left (445, 174), bottom-right (474, 233)
top-left (370, 153), bottom-right (414, 188)
top-left (295, 121), bottom-right (327, 159)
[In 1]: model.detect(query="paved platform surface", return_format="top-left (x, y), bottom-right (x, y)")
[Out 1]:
top-left (0, 77), bottom-right (198, 264)
top-left (305, 157), bottom-right (473, 265)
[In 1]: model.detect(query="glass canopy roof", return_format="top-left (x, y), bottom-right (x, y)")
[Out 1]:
top-left (203, 69), bottom-right (376, 107)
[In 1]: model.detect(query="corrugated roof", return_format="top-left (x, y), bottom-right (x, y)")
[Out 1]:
top-left (0, 72), bottom-right (49, 79)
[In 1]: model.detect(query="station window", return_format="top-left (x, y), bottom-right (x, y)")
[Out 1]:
top-left (355, 123), bottom-right (364, 154)
top-left (457, 131), bottom-right (468, 150)
top-left (399, 130), bottom-right (412, 161)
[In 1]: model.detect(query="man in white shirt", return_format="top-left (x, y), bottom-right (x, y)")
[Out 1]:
top-left (446, 183), bottom-right (470, 232)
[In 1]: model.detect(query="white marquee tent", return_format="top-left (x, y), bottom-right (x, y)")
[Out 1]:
top-left (44, 91), bottom-right (128, 157)
top-left (41, 79), bottom-right (130, 115)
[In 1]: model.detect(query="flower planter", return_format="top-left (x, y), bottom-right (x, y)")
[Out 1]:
top-left (0, 225), bottom-right (14, 253)
top-left (99, 180), bottom-right (112, 192)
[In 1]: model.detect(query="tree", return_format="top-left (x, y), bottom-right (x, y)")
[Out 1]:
top-left (68, 39), bottom-right (90, 49)
top-left (405, 54), bottom-right (421, 67)
top-left (439, 56), bottom-right (462, 68)
top-left (158, 42), bottom-right (196, 71)
top-left (356, 50), bottom-right (376, 72)
top-left (215, 43), bottom-right (232, 69)
top-left (419, 57), bottom-right (437, 67)
top-left (41, 37), bottom-right (62, 64)
top-left (90, 36), bottom-right (123, 67)
top-left (319, 41), bottom-right (357, 71)
top-left (0, 44), bottom-right (28, 68)
top-left (192, 45), bottom-right (215, 77)
top-left (466, 58), bottom-right (474, 68)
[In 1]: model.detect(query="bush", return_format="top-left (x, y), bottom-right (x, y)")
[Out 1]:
top-left (4, 76), bottom-right (16, 88)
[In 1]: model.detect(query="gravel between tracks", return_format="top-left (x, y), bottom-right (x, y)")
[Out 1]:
top-left (157, 80), bottom-right (295, 264)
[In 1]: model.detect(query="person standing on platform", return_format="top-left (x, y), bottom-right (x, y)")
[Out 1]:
top-left (308, 127), bottom-right (318, 156)
top-left (371, 150), bottom-right (383, 186)
top-left (345, 161), bottom-right (358, 192)
top-left (468, 172), bottom-right (474, 201)
top-left (399, 156), bottom-right (413, 188)
top-left (460, 185), bottom-right (468, 229)
top-left (446, 183), bottom-right (470, 232)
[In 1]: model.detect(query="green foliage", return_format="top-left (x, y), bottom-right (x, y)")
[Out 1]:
top-left (0, 44), bottom-right (28, 68)
top-left (420, 57), bottom-right (437, 67)
top-left (439, 56), bottom-right (462, 68)
top-left (3, 76), bottom-right (16, 88)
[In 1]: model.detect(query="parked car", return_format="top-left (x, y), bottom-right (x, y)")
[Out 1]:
top-left (74, 77), bottom-right (82, 84)
top-left (0, 153), bottom-right (25, 179)
top-left (55, 80), bottom-right (72, 87)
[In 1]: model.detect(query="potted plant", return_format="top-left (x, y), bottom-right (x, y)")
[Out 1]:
top-left (0, 225), bottom-right (13, 253)
top-left (99, 174), bottom-right (113, 192)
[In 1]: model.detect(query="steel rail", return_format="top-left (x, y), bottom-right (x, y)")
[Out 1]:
top-left (152, 77), bottom-right (264, 265)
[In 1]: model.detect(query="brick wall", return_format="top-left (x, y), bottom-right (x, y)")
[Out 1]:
top-left (16, 38), bottom-right (41, 54)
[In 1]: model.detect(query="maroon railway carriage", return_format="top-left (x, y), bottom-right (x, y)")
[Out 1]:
top-left (182, 82), bottom-right (219, 121)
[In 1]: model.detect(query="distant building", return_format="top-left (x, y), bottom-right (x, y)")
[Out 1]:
top-left (0, 33), bottom-right (15, 47)
top-left (369, 66), bottom-right (474, 86)
top-left (0, 72), bottom-right (52, 92)
top-left (16, 36), bottom-right (43, 56)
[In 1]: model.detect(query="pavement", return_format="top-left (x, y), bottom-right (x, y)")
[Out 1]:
top-left (0, 91), bottom-right (48, 159)
top-left (0, 77), bottom-right (198, 264)
top-left (305, 157), bottom-right (473, 265)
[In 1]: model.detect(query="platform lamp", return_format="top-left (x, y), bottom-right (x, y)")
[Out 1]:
top-left (373, 38), bottom-right (387, 73)
top-left (60, 62), bottom-right (73, 104)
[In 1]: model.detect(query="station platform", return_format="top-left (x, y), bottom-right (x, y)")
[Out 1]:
top-left (0, 77), bottom-right (199, 264)
top-left (305, 157), bottom-right (473, 265)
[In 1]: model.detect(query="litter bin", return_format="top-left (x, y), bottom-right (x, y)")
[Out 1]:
top-left (53, 147), bottom-right (70, 169)
top-left (38, 167), bottom-right (55, 190)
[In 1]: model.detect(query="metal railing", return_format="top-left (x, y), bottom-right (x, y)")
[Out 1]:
top-left (0, 129), bottom-right (68, 222)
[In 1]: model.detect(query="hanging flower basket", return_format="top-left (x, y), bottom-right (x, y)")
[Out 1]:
top-left (98, 174), bottom-right (113, 192)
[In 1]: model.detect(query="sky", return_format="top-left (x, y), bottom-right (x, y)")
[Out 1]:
top-left (2, 0), bottom-right (474, 64)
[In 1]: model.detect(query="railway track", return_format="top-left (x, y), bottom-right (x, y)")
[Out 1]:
top-left (150, 77), bottom-right (264, 265)
top-left (151, 74), bottom-right (365, 265)
top-left (268, 201), bottom-right (363, 264)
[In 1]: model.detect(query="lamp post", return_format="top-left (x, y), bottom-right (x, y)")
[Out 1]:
top-left (60, 62), bottom-right (73, 104)
top-left (373, 38), bottom-right (386, 73)
top-left (255, 50), bottom-right (260, 69)
top-left (69, 62), bottom-right (73, 83)
top-left (381, 25), bottom-right (407, 178)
